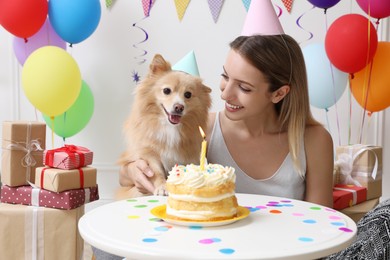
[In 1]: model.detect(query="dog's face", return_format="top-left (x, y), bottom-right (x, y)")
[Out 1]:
top-left (140, 54), bottom-right (212, 127)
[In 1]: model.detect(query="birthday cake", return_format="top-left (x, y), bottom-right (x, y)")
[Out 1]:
top-left (165, 163), bottom-right (238, 222)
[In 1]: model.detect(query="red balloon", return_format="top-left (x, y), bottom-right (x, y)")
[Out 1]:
top-left (357, 0), bottom-right (390, 19)
top-left (0, 0), bottom-right (48, 39)
top-left (325, 14), bottom-right (378, 74)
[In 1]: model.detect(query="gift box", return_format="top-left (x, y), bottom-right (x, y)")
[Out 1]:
top-left (43, 144), bottom-right (93, 170)
top-left (1, 184), bottom-right (99, 210)
top-left (341, 198), bottom-right (380, 223)
top-left (335, 145), bottom-right (382, 200)
top-left (333, 184), bottom-right (367, 210)
top-left (0, 203), bottom-right (84, 260)
top-left (1, 121), bottom-right (46, 186)
top-left (35, 166), bottom-right (97, 192)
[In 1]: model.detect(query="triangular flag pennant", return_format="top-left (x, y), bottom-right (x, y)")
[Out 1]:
top-left (174, 0), bottom-right (191, 21)
top-left (282, 0), bottom-right (294, 13)
top-left (106, 0), bottom-right (115, 8)
top-left (208, 0), bottom-right (225, 23)
top-left (142, 0), bottom-right (155, 17)
top-left (242, 0), bottom-right (251, 12)
top-left (172, 50), bottom-right (200, 76)
top-left (241, 0), bottom-right (284, 36)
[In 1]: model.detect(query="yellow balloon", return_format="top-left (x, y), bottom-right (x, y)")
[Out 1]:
top-left (22, 46), bottom-right (81, 116)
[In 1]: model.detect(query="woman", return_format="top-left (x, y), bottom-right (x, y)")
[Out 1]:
top-left (120, 34), bottom-right (334, 208)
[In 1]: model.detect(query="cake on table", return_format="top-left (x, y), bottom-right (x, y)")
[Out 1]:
top-left (165, 163), bottom-right (238, 222)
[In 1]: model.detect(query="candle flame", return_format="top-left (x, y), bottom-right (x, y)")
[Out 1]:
top-left (198, 126), bottom-right (206, 139)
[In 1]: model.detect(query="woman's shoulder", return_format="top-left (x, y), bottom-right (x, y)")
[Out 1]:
top-left (304, 124), bottom-right (333, 153)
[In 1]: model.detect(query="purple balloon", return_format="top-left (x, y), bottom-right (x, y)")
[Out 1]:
top-left (13, 18), bottom-right (67, 65)
top-left (307, 0), bottom-right (341, 9)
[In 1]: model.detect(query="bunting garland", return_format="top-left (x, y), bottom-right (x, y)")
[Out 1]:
top-left (106, 0), bottom-right (115, 8)
top-left (208, 0), bottom-right (225, 23)
top-left (174, 0), bottom-right (191, 21)
top-left (242, 0), bottom-right (251, 12)
top-left (281, 0), bottom-right (294, 13)
top-left (142, 0), bottom-right (155, 16)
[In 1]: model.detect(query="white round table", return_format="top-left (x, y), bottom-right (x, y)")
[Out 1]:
top-left (79, 193), bottom-right (357, 259)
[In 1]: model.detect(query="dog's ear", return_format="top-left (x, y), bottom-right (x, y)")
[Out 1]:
top-left (202, 84), bottom-right (212, 93)
top-left (149, 54), bottom-right (172, 76)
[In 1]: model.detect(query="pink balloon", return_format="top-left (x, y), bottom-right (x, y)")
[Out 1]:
top-left (13, 18), bottom-right (67, 66)
top-left (356, 0), bottom-right (390, 19)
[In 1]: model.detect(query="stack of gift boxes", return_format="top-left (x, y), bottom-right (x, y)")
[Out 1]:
top-left (0, 121), bottom-right (99, 259)
top-left (333, 144), bottom-right (382, 222)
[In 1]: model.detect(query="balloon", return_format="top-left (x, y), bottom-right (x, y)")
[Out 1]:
top-left (21, 46), bottom-right (82, 117)
top-left (43, 81), bottom-right (94, 138)
top-left (307, 0), bottom-right (341, 9)
top-left (325, 14), bottom-right (378, 74)
top-left (0, 0), bottom-right (48, 39)
top-left (356, 0), bottom-right (390, 19)
top-left (13, 18), bottom-right (67, 66)
top-left (350, 42), bottom-right (390, 112)
top-left (303, 43), bottom-right (348, 109)
top-left (49, 0), bottom-right (101, 44)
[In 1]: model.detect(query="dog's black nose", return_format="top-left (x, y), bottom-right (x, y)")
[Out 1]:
top-left (174, 104), bottom-right (184, 113)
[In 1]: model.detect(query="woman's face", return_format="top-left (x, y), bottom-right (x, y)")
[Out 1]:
top-left (220, 49), bottom-right (275, 121)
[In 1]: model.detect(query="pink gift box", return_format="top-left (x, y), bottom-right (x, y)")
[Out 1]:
top-left (1, 185), bottom-right (99, 210)
top-left (43, 145), bottom-right (93, 170)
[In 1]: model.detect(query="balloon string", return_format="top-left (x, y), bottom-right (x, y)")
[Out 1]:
top-left (296, 5), bottom-right (314, 45)
top-left (50, 116), bottom-right (55, 149)
top-left (63, 112), bottom-right (67, 145)
top-left (348, 75), bottom-right (352, 145)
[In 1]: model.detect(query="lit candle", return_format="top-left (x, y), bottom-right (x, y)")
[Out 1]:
top-left (199, 126), bottom-right (207, 171)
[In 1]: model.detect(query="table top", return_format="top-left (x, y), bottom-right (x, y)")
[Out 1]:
top-left (79, 193), bottom-right (357, 260)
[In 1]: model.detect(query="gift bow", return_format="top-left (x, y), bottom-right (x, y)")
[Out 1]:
top-left (335, 145), bottom-right (379, 186)
top-left (46, 145), bottom-right (90, 167)
top-left (7, 139), bottom-right (43, 168)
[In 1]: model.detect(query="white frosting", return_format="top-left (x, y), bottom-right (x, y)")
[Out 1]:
top-left (168, 192), bottom-right (235, 202)
top-left (166, 163), bottom-right (236, 188)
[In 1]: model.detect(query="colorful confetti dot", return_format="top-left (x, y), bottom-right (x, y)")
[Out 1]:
top-left (303, 219), bottom-right (317, 224)
top-left (149, 217), bottom-right (163, 222)
top-left (126, 199), bottom-right (137, 202)
top-left (310, 206), bottom-right (322, 210)
top-left (199, 238), bottom-right (221, 244)
top-left (298, 237), bottom-right (314, 242)
top-left (127, 215), bottom-right (140, 219)
top-left (147, 199), bottom-right (160, 203)
top-left (189, 226), bottom-right (203, 230)
top-left (292, 213), bottom-right (304, 217)
top-left (154, 226), bottom-right (172, 232)
top-left (329, 215), bottom-right (342, 220)
top-left (339, 227), bottom-right (353, 232)
top-left (269, 209), bottom-right (282, 214)
top-left (134, 204), bottom-right (148, 208)
top-left (142, 238), bottom-right (158, 243)
top-left (255, 205), bottom-right (267, 210)
top-left (331, 222), bottom-right (345, 226)
top-left (219, 248), bottom-right (235, 254)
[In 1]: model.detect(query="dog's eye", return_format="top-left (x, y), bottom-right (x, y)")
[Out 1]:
top-left (163, 88), bottom-right (171, 95)
top-left (184, 92), bottom-right (192, 99)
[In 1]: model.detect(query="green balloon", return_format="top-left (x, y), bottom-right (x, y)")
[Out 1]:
top-left (44, 80), bottom-right (94, 138)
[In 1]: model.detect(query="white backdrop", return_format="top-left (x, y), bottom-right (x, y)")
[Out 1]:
top-left (1, 0), bottom-right (389, 203)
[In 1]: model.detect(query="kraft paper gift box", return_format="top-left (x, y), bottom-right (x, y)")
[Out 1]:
top-left (341, 197), bottom-right (380, 223)
top-left (335, 145), bottom-right (382, 200)
top-left (35, 166), bottom-right (97, 193)
top-left (43, 144), bottom-right (93, 170)
top-left (1, 184), bottom-right (99, 210)
top-left (333, 184), bottom-right (367, 210)
top-left (1, 121), bottom-right (46, 186)
top-left (0, 203), bottom-right (84, 260)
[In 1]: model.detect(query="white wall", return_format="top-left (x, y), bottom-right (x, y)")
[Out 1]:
top-left (1, 0), bottom-right (389, 204)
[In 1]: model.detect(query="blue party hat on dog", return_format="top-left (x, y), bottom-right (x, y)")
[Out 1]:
top-left (172, 50), bottom-right (200, 76)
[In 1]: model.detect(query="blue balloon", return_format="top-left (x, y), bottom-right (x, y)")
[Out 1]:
top-left (303, 43), bottom-right (348, 110)
top-left (49, 0), bottom-right (101, 44)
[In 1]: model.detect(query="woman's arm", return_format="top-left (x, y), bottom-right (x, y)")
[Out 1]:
top-left (304, 125), bottom-right (334, 208)
top-left (119, 159), bottom-right (156, 194)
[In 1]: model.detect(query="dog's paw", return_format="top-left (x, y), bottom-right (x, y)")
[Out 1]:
top-left (153, 184), bottom-right (168, 196)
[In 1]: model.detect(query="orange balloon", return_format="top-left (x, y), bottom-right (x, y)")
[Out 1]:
top-left (350, 42), bottom-right (390, 112)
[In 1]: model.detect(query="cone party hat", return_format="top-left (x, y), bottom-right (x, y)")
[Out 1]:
top-left (172, 50), bottom-right (200, 76)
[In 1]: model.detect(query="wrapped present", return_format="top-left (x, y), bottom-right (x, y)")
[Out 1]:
top-left (335, 145), bottom-right (382, 200)
top-left (333, 184), bottom-right (367, 210)
top-left (43, 144), bottom-right (93, 170)
top-left (341, 198), bottom-right (380, 223)
top-left (35, 166), bottom-right (97, 193)
top-left (1, 184), bottom-right (99, 209)
top-left (1, 121), bottom-right (46, 186)
top-left (0, 203), bottom-right (84, 260)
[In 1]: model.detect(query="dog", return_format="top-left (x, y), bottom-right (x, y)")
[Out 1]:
top-left (117, 54), bottom-right (212, 199)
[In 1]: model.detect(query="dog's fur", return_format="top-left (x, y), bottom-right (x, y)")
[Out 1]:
top-left (117, 54), bottom-right (212, 199)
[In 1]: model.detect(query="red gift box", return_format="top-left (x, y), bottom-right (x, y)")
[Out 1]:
top-left (333, 184), bottom-right (367, 210)
top-left (43, 144), bottom-right (93, 170)
top-left (0, 185), bottom-right (99, 210)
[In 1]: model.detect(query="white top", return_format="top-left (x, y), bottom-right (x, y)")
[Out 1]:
top-left (208, 112), bottom-right (306, 200)
top-left (79, 194), bottom-right (357, 259)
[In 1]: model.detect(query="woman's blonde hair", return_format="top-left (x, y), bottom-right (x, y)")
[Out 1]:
top-left (230, 34), bottom-right (320, 177)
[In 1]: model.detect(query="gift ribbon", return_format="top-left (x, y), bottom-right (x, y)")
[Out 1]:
top-left (335, 144), bottom-right (379, 185)
top-left (45, 145), bottom-right (89, 168)
top-left (25, 207), bottom-right (44, 260)
top-left (5, 122), bottom-right (43, 182)
top-left (40, 167), bottom-right (85, 190)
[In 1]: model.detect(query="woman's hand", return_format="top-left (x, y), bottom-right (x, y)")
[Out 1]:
top-left (119, 159), bottom-right (156, 194)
